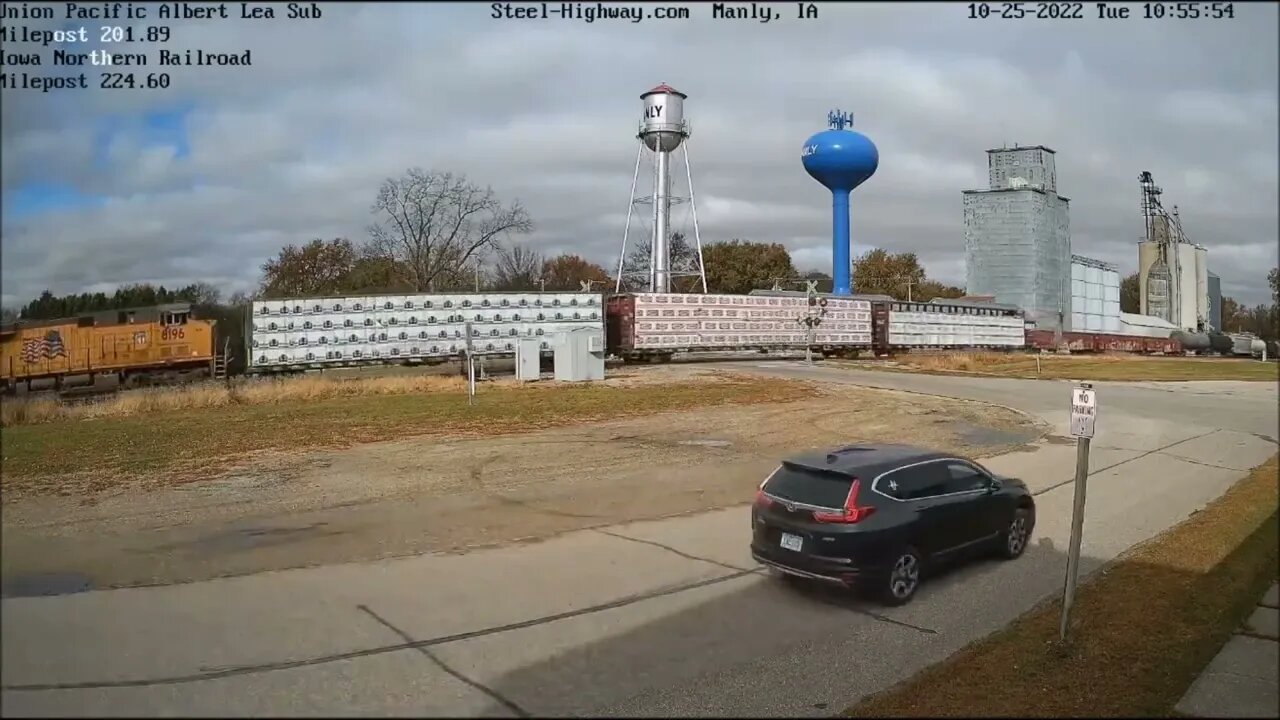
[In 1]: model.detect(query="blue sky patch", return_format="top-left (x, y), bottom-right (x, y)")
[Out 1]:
top-left (93, 102), bottom-right (194, 167)
top-left (3, 182), bottom-right (107, 220)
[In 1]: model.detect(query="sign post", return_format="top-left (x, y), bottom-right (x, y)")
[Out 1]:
top-left (1060, 382), bottom-right (1096, 644)
top-left (464, 321), bottom-right (476, 406)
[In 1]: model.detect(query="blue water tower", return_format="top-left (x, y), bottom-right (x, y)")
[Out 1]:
top-left (802, 110), bottom-right (879, 296)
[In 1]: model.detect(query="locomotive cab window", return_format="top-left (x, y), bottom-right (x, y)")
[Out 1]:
top-left (161, 311), bottom-right (189, 326)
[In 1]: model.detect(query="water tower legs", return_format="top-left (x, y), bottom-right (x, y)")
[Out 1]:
top-left (832, 191), bottom-right (852, 296)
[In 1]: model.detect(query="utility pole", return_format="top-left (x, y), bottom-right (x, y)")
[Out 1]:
top-left (464, 321), bottom-right (476, 406)
top-left (1060, 382), bottom-right (1097, 644)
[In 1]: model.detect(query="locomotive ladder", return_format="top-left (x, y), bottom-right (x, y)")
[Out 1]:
top-left (212, 338), bottom-right (230, 380)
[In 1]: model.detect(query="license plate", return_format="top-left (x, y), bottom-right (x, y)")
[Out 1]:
top-left (780, 533), bottom-right (803, 552)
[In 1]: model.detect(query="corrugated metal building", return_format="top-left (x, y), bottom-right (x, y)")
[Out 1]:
top-left (963, 145), bottom-right (1072, 331)
top-left (1206, 270), bottom-right (1221, 331)
top-left (1069, 255), bottom-right (1121, 334)
top-left (1119, 312), bottom-right (1179, 338)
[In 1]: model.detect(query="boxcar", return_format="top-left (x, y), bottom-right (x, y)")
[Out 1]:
top-left (875, 300), bottom-right (1027, 352)
top-left (245, 291), bottom-right (605, 373)
top-left (606, 291), bottom-right (873, 360)
top-left (1025, 329), bottom-right (1181, 354)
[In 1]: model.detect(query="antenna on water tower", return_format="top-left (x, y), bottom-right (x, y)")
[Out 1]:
top-left (615, 83), bottom-right (708, 294)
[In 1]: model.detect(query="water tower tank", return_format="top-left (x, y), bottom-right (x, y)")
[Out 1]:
top-left (640, 83), bottom-right (687, 153)
top-left (801, 110), bottom-right (879, 296)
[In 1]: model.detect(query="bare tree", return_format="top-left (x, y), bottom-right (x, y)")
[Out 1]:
top-left (491, 242), bottom-right (545, 291)
top-left (227, 290), bottom-right (255, 306)
top-left (366, 168), bottom-right (533, 292)
top-left (623, 231), bottom-right (700, 291)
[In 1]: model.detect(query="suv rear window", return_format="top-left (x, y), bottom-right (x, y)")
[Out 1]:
top-left (763, 465), bottom-right (854, 508)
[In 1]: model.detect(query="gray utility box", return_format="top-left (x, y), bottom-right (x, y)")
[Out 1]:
top-left (553, 328), bottom-right (606, 382)
top-left (516, 337), bottom-right (542, 382)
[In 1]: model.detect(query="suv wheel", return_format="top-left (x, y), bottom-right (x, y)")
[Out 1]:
top-left (999, 507), bottom-right (1033, 560)
top-left (881, 547), bottom-right (922, 606)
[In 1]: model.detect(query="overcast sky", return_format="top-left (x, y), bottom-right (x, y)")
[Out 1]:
top-left (3, 1), bottom-right (1277, 309)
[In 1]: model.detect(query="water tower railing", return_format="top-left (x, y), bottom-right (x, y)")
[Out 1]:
top-left (636, 119), bottom-right (691, 139)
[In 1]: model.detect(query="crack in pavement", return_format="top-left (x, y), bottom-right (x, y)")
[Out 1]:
top-left (2, 569), bottom-right (764, 692)
top-left (593, 528), bottom-right (752, 573)
top-left (1156, 453), bottom-right (1253, 473)
top-left (357, 604), bottom-right (530, 718)
top-left (1032, 428), bottom-right (1221, 498)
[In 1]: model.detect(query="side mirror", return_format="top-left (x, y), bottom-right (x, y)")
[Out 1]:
top-left (987, 478), bottom-right (1002, 493)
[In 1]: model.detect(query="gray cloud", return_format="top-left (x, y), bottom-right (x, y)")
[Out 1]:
top-left (2, 2), bottom-right (1276, 309)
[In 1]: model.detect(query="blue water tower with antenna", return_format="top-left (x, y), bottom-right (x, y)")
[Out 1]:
top-left (801, 109), bottom-right (879, 296)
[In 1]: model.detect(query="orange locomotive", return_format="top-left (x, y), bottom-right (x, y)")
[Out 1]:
top-left (0, 304), bottom-right (216, 392)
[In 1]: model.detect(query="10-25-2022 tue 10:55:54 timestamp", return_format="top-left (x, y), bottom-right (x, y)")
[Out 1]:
top-left (967, 2), bottom-right (1235, 19)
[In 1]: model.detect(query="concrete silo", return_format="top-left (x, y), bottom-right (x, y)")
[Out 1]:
top-left (1195, 245), bottom-right (1209, 330)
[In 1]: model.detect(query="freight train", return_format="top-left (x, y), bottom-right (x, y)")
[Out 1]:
top-left (5, 288), bottom-right (1192, 392)
top-left (242, 289), bottom-right (1184, 375)
top-left (0, 304), bottom-right (218, 393)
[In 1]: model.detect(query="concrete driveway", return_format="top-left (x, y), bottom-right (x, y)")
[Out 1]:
top-left (3, 362), bottom-right (1276, 717)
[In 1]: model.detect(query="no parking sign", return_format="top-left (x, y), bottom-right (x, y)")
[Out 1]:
top-left (1069, 385), bottom-right (1097, 439)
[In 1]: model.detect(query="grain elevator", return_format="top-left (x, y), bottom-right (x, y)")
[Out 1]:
top-left (1136, 171), bottom-right (1210, 333)
top-left (963, 145), bottom-right (1072, 331)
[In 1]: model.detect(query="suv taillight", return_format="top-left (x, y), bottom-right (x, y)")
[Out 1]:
top-left (812, 478), bottom-right (876, 524)
top-left (754, 487), bottom-right (773, 508)
top-left (755, 469), bottom-right (778, 508)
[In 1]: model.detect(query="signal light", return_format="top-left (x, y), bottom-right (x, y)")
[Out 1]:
top-left (812, 478), bottom-right (876, 523)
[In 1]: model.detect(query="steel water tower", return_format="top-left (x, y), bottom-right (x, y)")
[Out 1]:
top-left (802, 110), bottom-right (879, 296)
top-left (615, 83), bottom-right (707, 293)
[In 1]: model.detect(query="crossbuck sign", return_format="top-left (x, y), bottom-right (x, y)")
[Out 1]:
top-left (1069, 385), bottom-right (1097, 438)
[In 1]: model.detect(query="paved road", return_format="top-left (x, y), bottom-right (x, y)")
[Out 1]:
top-left (3, 363), bottom-right (1276, 717)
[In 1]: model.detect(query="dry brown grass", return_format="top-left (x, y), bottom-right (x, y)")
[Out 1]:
top-left (843, 351), bottom-right (1280, 382)
top-left (846, 454), bottom-right (1280, 717)
top-left (901, 351), bottom-right (1042, 373)
top-left (1, 373), bottom-right (819, 500)
top-left (0, 374), bottom-right (485, 428)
